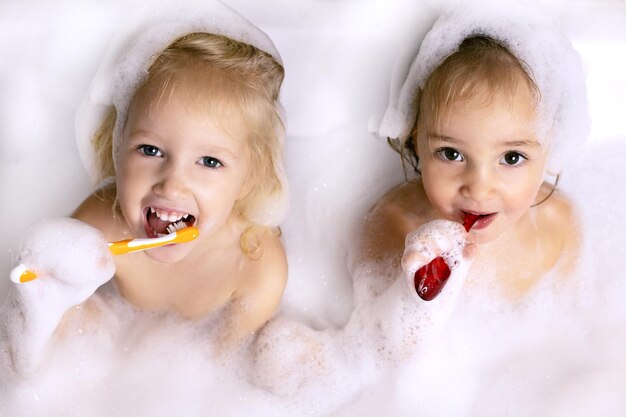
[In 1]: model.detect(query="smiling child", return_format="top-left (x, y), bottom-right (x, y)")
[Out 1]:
top-left (356, 2), bottom-right (589, 303)
top-left (2, 3), bottom-right (289, 378)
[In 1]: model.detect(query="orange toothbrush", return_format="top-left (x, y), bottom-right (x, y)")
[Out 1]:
top-left (10, 226), bottom-right (199, 284)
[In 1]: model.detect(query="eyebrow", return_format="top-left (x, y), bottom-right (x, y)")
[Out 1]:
top-left (427, 133), bottom-right (541, 148)
top-left (203, 145), bottom-right (238, 159)
top-left (127, 129), bottom-right (160, 142)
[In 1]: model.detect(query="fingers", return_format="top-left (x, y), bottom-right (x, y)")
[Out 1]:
top-left (16, 218), bottom-right (115, 287)
top-left (401, 220), bottom-right (473, 300)
top-left (402, 220), bottom-right (467, 275)
top-left (462, 242), bottom-right (477, 260)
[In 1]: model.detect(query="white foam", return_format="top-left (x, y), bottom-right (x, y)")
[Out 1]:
top-left (378, 0), bottom-right (590, 174)
top-left (1, 219), bottom-right (114, 379)
top-left (1, 1), bottom-right (626, 416)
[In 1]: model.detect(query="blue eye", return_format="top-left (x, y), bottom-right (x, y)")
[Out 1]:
top-left (500, 151), bottom-right (527, 166)
top-left (436, 147), bottom-right (463, 162)
top-left (138, 145), bottom-right (162, 157)
top-left (199, 156), bottom-right (222, 168)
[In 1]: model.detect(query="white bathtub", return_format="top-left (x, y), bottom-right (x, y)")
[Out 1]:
top-left (1, 1), bottom-right (626, 416)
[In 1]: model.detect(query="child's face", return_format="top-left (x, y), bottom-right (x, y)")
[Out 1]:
top-left (115, 82), bottom-right (252, 263)
top-left (415, 84), bottom-right (548, 244)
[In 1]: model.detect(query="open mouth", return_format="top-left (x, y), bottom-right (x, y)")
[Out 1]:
top-left (145, 207), bottom-right (196, 238)
top-left (461, 210), bottom-right (497, 230)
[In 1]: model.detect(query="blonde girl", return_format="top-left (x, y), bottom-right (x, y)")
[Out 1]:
top-left (2, 1), bottom-right (288, 377)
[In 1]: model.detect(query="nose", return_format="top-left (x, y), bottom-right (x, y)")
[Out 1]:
top-left (460, 163), bottom-right (495, 202)
top-left (152, 160), bottom-right (191, 200)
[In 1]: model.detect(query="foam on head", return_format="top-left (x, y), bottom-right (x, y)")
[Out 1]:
top-left (75, 0), bottom-right (288, 227)
top-left (378, 0), bottom-right (590, 173)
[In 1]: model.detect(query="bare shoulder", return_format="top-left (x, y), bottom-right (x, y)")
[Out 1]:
top-left (230, 227), bottom-right (288, 333)
top-left (209, 228), bottom-right (288, 348)
top-left (56, 296), bottom-right (107, 338)
top-left (72, 184), bottom-right (125, 240)
top-left (536, 189), bottom-right (580, 273)
top-left (537, 189), bottom-right (577, 241)
top-left (356, 181), bottom-right (431, 268)
top-left (239, 227), bottom-right (288, 298)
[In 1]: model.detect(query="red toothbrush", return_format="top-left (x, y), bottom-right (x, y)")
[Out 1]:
top-left (413, 213), bottom-right (480, 301)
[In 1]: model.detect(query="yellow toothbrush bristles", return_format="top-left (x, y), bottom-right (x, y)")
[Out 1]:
top-left (10, 226), bottom-right (199, 284)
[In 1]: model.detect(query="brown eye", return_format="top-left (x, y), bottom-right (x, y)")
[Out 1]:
top-left (501, 151), bottom-right (526, 166)
top-left (437, 147), bottom-right (463, 162)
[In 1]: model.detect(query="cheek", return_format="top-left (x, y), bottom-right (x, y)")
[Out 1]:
top-left (421, 173), bottom-right (457, 215)
top-left (503, 181), bottom-right (542, 214)
top-left (117, 152), bottom-right (154, 186)
top-left (115, 154), bottom-right (133, 188)
top-left (115, 159), bottom-right (148, 206)
top-left (115, 177), bottom-right (135, 221)
top-left (116, 165), bottom-right (135, 195)
top-left (422, 162), bottom-right (454, 193)
top-left (521, 166), bottom-right (548, 203)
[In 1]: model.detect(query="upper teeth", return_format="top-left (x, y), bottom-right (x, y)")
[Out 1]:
top-left (150, 207), bottom-right (191, 223)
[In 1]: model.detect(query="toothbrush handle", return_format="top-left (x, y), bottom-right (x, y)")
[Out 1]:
top-left (108, 226), bottom-right (199, 255)
top-left (414, 256), bottom-right (451, 301)
top-left (412, 214), bottom-right (478, 301)
top-left (11, 227), bottom-right (199, 284)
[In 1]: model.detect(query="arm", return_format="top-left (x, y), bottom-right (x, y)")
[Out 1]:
top-left (248, 194), bottom-right (476, 396)
top-left (353, 185), bottom-right (421, 269)
top-left (0, 218), bottom-right (115, 380)
top-left (348, 181), bottom-right (476, 361)
top-left (344, 218), bottom-right (477, 365)
top-left (72, 186), bottom-right (122, 240)
top-left (349, 182), bottom-right (426, 299)
top-left (552, 192), bottom-right (580, 274)
top-left (216, 231), bottom-right (288, 349)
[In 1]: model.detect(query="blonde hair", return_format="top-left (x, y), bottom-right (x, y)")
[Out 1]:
top-left (93, 33), bottom-right (285, 246)
top-left (391, 35), bottom-right (540, 174)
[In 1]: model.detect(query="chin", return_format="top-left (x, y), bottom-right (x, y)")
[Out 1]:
top-left (470, 222), bottom-right (513, 245)
top-left (470, 233), bottom-right (499, 245)
top-left (143, 244), bottom-right (191, 264)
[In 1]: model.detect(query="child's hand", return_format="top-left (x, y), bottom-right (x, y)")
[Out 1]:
top-left (2, 218), bottom-right (115, 377)
top-left (14, 218), bottom-right (115, 304)
top-left (401, 219), bottom-right (475, 301)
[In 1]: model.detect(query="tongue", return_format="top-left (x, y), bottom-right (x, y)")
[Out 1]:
top-left (148, 211), bottom-right (173, 235)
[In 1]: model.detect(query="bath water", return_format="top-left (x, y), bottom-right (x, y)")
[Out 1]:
top-left (1, 1), bottom-right (626, 416)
